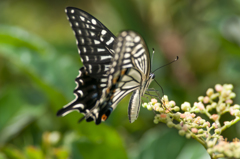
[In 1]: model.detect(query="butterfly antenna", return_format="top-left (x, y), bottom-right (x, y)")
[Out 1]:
top-left (153, 79), bottom-right (164, 97)
top-left (152, 56), bottom-right (179, 73)
top-left (78, 116), bottom-right (85, 123)
top-left (151, 48), bottom-right (155, 71)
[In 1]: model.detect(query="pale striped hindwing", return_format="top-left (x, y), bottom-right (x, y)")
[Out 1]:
top-left (57, 7), bottom-right (116, 121)
top-left (91, 31), bottom-right (155, 124)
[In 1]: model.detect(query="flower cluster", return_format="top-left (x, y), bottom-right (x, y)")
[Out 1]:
top-left (142, 84), bottom-right (240, 158)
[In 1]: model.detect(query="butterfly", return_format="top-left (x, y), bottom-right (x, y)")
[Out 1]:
top-left (57, 7), bottom-right (155, 125)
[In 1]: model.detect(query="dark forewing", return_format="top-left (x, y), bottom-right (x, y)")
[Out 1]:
top-left (57, 7), bottom-right (116, 120)
top-left (57, 67), bottom-right (102, 122)
top-left (65, 7), bottom-right (116, 79)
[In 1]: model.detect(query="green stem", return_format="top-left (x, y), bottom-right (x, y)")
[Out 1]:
top-left (188, 130), bottom-right (207, 149)
top-left (221, 116), bottom-right (240, 132)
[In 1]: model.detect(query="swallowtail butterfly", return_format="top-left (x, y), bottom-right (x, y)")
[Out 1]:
top-left (57, 7), bottom-right (155, 125)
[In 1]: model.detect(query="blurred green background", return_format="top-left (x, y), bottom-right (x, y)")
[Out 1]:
top-left (0, 0), bottom-right (240, 158)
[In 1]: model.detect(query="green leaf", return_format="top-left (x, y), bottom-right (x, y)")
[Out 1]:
top-left (0, 88), bottom-right (45, 145)
top-left (131, 126), bottom-right (187, 159)
top-left (176, 141), bottom-right (210, 159)
top-left (61, 124), bottom-right (128, 159)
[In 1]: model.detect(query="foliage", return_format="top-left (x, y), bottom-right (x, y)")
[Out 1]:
top-left (143, 84), bottom-right (240, 158)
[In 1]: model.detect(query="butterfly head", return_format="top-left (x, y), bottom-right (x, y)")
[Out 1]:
top-left (150, 73), bottom-right (155, 79)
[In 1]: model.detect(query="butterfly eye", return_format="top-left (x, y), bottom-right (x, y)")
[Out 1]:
top-left (152, 74), bottom-right (155, 79)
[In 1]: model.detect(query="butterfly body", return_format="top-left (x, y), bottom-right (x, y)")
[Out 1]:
top-left (57, 7), bottom-right (154, 124)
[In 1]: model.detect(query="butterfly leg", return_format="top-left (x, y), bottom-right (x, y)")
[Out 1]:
top-left (146, 88), bottom-right (162, 101)
top-left (78, 116), bottom-right (85, 123)
top-left (146, 88), bottom-right (171, 111)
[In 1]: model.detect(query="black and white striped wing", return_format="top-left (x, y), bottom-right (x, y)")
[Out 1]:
top-left (65, 7), bottom-right (115, 78)
top-left (89, 31), bottom-right (151, 124)
top-left (57, 7), bottom-right (116, 121)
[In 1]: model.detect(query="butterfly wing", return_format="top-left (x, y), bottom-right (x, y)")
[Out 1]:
top-left (126, 32), bottom-right (152, 123)
top-left (57, 7), bottom-right (116, 120)
top-left (88, 31), bottom-right (151, 124)
top-left (66, 7), bottom-right (115, 78)
top-left (57, 67), bottom-right (101, 122)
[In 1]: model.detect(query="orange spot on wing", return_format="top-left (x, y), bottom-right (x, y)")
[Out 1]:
top-left (101, 114), bottom-right (108, 121)
top-left (113, 78), bottom-right (117, 84)
top-left (121, 69), bottom-right (126, 75)
top-left (106, 88), bottom-right (110, 94)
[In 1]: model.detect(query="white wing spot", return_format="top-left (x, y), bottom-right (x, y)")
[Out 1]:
top-left (122, 64), bottom-right (133, 68)
top-left (115, 47), bottom-right (120, 53)
top-left (78, 49), bottom-right (81, 54)
top-left (91, 19), bottom-right (97, 25)
top-left (72, 16), bottom-right (75, 19)
top-left (73, 104), bottom-right (84, 109)
top-left (81, 38), bottom-right (84, 44)
top-left (83, 47), bottom-right (87, 53)
top-left (121, 31), bottom-right (127, 37)
top-left (104, 65), bottom-right (110, 71)
top-left (114, 54), bottom-right (119, 60)
top-left (79, 79), bottom-right (84, 85)
top-left (100, 36), bottom-right (104, 42)
top-left (101, 30), bottom-right (107, 35)
top-left (75, 22), bottom-right (79, 26)
top-left (94, 40), bottom-right (100, 44)
top-left (124, 53), bottom-right (130, 58)
top-left (97, 48), bottom-right (105, 52)
top-left (123, 59), bottom-right (131, 64)
top-left (134, 36), bottom-right (140, 42)
top-left (78, 30), bottom-right (82, 34)
top-left (86, 109), bottom-right (90, 113)
top-left (100, 84), bottom-right (107, 87)
top-left (80, 16), bottom-right (85, 21)
top-left (106, 37), bottom-right (114, 45)
top-left (126, 47), bottom-right (131, 52)
top-left (71, 9), bottom-right (74, 13)
top-left (91, 26), bottom-right (96, 29)
top-left (77, 70), bottom-right (82, 77)
top-left (78, 90), bottom-right (83, 97)
top-left (61, 110), bottom-right (74, 116)
top-left (88, 65), bottom-right (92, 73)
top-left (126, 36), bottom-right (132, 41)
top-left (86, 56), bottom-right (89, 61)
top-left (100, 55), bottom-right (112, 60)
top-left (110, 68), bottom-right (114, 73)
top-left (93, 108), bottom-right (99, 114)
top-left (90, 31), bottom-right (95, 36)
top-left (86, 24), bottom-right (90, 28)
top-left (117, 42), bottom-right (122, 47)
top-left (112, 61), bottom-right (117, 67)
top-left (101, 78), bottom-right (108, 82)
